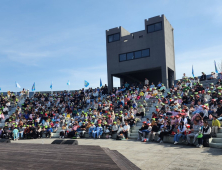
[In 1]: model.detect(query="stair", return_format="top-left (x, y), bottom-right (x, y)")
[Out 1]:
top-left (209, 126), bottom-right (222, 149)
top-left (0, 98), bottom-right (25, 127)
top-left (128, 97), bottom-right (159, 139)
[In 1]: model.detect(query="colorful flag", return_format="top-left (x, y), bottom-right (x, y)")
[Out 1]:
top-left (0, 87), bottom-right (1, 91)
top-left (15, 82), bottom-right (21, 88)
top-left (192, 65), bottom-right (194, 77)
top-left (100, 78), bottom-right (102, 87)
top-left (32, 82), bottom-right (35, 91)
top-left (67, 80), bottom-right (70, 86)
top-left (50, 82), bottom-right (53, 90)
top-left (214, 60), bottom-right (218, 74)
top-left (84, 80), bottom-right (89, 87)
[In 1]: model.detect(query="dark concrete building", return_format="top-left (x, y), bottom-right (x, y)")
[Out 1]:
top-left (106, 15), bottom-right (175, 90)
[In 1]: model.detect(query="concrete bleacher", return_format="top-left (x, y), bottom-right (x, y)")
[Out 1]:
top-left (0, 96), bottom-right (24, 127)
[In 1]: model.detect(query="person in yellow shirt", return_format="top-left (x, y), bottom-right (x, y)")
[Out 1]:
top-left (139, 90), bottom-right (144, 100)
top-left (212, 116), bottom-right (221, 137)
top-left (66, 113), bottom-right (71, 119)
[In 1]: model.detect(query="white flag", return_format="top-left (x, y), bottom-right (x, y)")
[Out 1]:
top-left (15, 82), bottom-right (21, 88)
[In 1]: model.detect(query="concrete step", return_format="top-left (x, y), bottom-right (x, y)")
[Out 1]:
top-left (129, 133), bottom-right (138, 137)
top-left (128, 136), bottom-right (137, 139)
top-left (212, 138), bottom-right (222, 143)
top-left (216, 133), bottom-right (222, 138)
top-left (209, 142), bottom-right (222, 149)
top-left (137, 122), bottom-right (144, 126)
top-left (133, 126), bottom-right (141, 130)
top-left (132, 130), bottom-right (139, 133)
top-left (51, 133), bottom-right (60, 138)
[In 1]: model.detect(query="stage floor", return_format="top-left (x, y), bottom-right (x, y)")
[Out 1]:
top-left (0, 143), bottom-right (140, 170)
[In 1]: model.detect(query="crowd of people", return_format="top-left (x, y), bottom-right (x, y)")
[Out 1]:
top-left (0, 72), bottom-right (221, 149)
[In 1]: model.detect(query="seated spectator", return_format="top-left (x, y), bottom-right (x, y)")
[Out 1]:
top-left (173, 121), bottom-right (186, 144)
top-left (92, 124), bottom-right (103, 139)
top-left (187, 120), bottom-right (200, 146)
top-left (200, 72), bottom-right (206, 81)
top-left (158, 121), bottom-right (172, 143)
top-left (123, 122), bottom-right (130, 139)
top-left (197, 121), bottom-right (211, 148)
top-left (148, 121), bottom-right (159, 141)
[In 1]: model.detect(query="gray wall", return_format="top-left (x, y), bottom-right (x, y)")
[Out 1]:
top-left (106, 15), bottom-right (175, 90)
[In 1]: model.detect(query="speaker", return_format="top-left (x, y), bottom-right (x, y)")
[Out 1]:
top-left (0, 139), bottom-right (11, 143)
top-left (51, 140), bottom-right (65, 144)
top-left (62, 140), bottom-right (78, 145)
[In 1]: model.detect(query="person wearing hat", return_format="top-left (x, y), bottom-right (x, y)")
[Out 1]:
top-left (160, 84), bottom-right (166, 93)
top-left (79, 122), bottom-right (86, 138)
top-left (13, 125), bottom-right (19, 141)
top-left (92, 124), bottom-right (103, 139)
top-left (179, 113), bottom-right (188, 125)
top-left (136, 105), bottom-right (145, 118)
top-left (107, 115), bottom-right (113, 126)
top-left (46, 125), bottom-right (53, 138)
top-left (141, 123), bottom-right (152, 142)
top-left (148, 121), bottom-right (159, 141)
top-left (111, 122), bottom-right (118, 137)
top-left (138, 121), bottom-right (147, 141)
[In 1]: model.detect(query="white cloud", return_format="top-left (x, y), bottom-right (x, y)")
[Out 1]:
top-left (176, 44), bottom-right (222, 79)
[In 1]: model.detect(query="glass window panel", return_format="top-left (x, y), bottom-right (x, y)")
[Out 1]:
top-left (127, 52), bottom-right (134, 60)
top-left (119, 54), bottom-right (126, 61)
top-left (142, 49), bottom-right (150, 57)
top-left (155, 22), bottom-right (162, 31)
top-left (148, 25), bottom-right (155, 33)
top-left (108, 35), bottom-right (113, 42)
top-left (134, 51), bottom-right (142, 59)
top-left (113, 33), bottom-right (120, 41)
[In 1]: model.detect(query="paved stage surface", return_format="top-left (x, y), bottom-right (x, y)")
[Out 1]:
top-left (12, 139), bottom-right (222, 170)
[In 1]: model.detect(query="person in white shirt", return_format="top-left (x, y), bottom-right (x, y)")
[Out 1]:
top-left (182, 73), bottom-right (186, 79)
top-left (197, 121), bottom-right (211, 148)
top-left (3, 107), bottom-right (9, 114)
top-left (123, 122), bottom-right (130, 139)
top-left (144, 78), bottom-right (149, 85)
top-left (202, 105), bottom-right (209, 120)
top-left (204, 91), bottom-right (211, 103)
top-left (117, 125), bottom-right (124, 135)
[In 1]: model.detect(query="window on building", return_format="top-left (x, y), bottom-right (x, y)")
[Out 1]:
top-left (134, 51), bottom-right (142, 59)
top-left (127, 52), bottom-right (134, 60)
top-left (119, 48), bottom-right (150, 62)
top-left (108, 33), bottom-right (120, 43)
top-left (147, 25), bottom-right (155, 33)
top-left (155, 22), bottom-right (162, 31)
top-left (119, 54), bottom-right (126, 61)
top-left (147, 22), bottom-right (162, 33)
top-left (142, 49), bottom-right (150, 57)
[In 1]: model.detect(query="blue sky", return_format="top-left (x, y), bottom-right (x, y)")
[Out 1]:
top-left (0, 0), bottom-right (222, 92)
